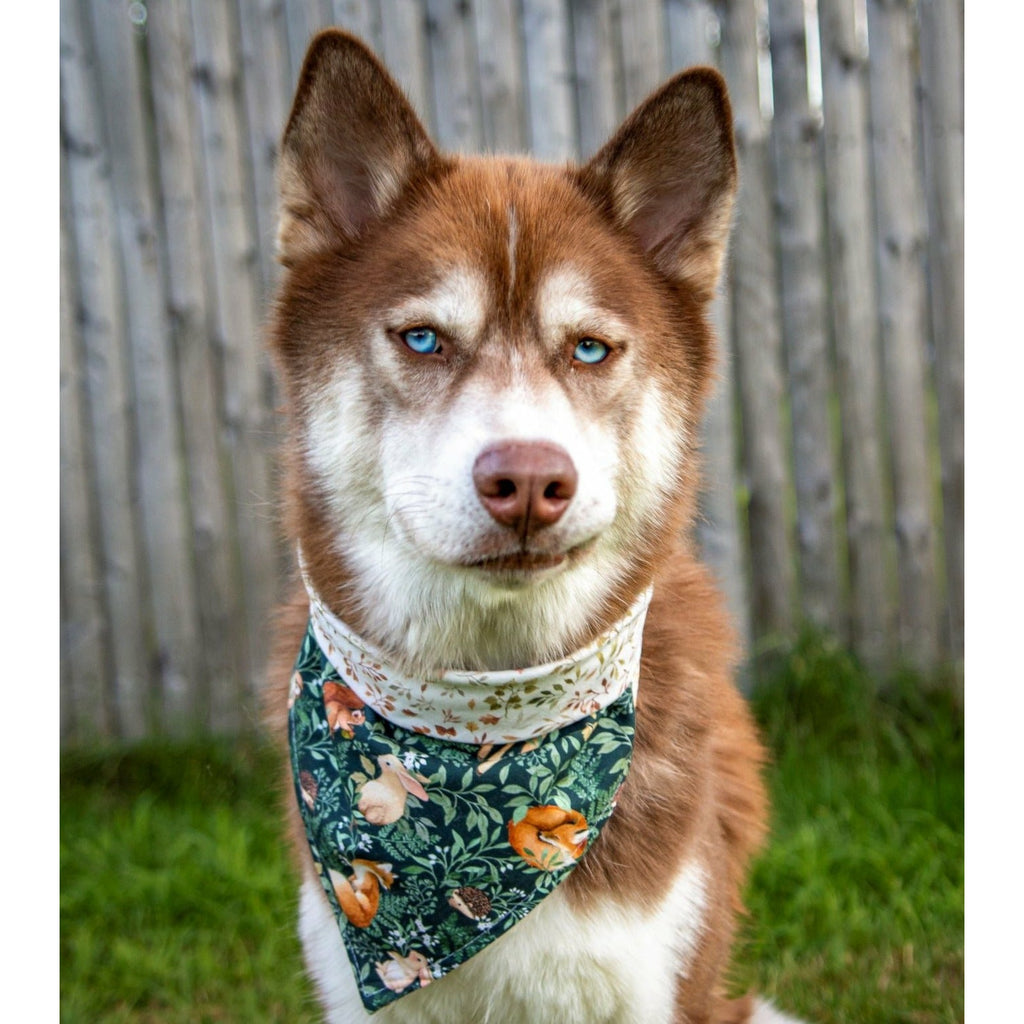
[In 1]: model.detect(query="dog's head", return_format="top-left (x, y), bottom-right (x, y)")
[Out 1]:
top-left (271, 31), bottom-right (736, 672)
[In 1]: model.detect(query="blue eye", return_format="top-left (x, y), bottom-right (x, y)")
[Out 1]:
top-left (573, 338), bottom-right (610, 364)
top-left (401, 327), bottom-right (441, 355)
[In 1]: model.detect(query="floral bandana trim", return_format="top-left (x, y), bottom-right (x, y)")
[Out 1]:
top-left (304, 572), bottom-right (652, 744)
top-left (288, 587), bottom-right (651, 1013)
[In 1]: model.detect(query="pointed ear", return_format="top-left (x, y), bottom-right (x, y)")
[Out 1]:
top-left (578, 68), bottom-right (737, 300)
top-left (277, 30), bottom-right (438, 265)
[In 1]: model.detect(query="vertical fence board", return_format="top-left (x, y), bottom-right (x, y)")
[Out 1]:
top-left (767, 0), bottom-right (843, 635)
top-left (701, 283), bottom-right (753, 658)
top-left (425, 0), bottom-right (484, 150)
top-left (284, 0), bottom-right (334, 88)
top-left (236, 0), bottom-right (292, 302)
top-left (717, 0), bottom-right (795, 641)
top-left (919, 0), bottom-right (964, 662)
top-left (332, 0), bottom-right (383, 48)
top-left (818, 0), bottom-right (896, 666)
top-left (87, 0), bottom-right (205, 733)
top-left (189, 0), bottom-right (280, 720)
top-left (666, 0), bottom-right (719, 70)
top-left (473, 0), bottom-right (528, 152)
top-left (521, 0), bottom-right (577, 158)
top-left (146, 0), bottom-right (250, 733)
top-left (620, 0), bottom-right (667, 107)
top-left (664, 1), bottom-right (751, 653)
top-left (60, 146), bottom-right (112, 741)
top-left (379, 0), bottom-right (432, 123)
top-left (569, 0), bottom-right (623, 158)
top-left (866, 0), bottom-right (941, 670)
top-left (61, 0), bottom-right (151, 740)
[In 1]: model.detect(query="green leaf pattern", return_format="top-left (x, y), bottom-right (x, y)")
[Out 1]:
top-left (288, 621), bottom-right (635, 1013)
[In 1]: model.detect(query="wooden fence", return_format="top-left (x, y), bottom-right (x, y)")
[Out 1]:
top-left (59, 0), bottom-right (963, 743)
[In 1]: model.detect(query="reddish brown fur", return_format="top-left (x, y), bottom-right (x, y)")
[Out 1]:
top-left (265, 29), bottom-right (768, 1024)
top-left (566, 550), bottom-right (767, 1022)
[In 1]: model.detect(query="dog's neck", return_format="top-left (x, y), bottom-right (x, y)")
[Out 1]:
top-left (302, 566), bottom-right (653, 745)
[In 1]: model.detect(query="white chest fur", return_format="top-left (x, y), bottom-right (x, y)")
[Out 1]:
top-left (298, 857), bottom-right (709, 1024)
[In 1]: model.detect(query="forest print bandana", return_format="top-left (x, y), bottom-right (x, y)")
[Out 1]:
top-left (288, 586), bottom-right (651, 1013)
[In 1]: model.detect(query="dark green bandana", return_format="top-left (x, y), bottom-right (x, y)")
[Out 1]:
top-left (288, 600), bottom-right (645, 1013)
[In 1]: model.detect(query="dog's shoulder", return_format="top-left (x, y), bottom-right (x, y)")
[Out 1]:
top-left (568, 546), bottom-right (767, 913)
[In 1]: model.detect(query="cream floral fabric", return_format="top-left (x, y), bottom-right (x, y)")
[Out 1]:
top-left (304, 575), bottom-right (653, 745)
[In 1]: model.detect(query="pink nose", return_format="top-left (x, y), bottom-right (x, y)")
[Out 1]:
top-left (472, 442), bottom-right (578, 537)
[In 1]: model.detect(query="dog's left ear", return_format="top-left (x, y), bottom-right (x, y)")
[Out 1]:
top-left (578, 69), bottom-right (737, 300)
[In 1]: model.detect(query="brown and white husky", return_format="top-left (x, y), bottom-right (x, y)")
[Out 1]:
top-left (267, 28), bottom-right (803, 1024)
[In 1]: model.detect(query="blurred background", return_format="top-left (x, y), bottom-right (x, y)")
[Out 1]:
top-left (59, 0), bottom-right (963, 745)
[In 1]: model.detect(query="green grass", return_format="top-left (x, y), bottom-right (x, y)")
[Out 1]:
top-left (735, 634), bottom-right (964, 1023)
top-left (61, 634), bottom-right (963, 1022)
top-left (60, 742), bottom-right (317, 1022)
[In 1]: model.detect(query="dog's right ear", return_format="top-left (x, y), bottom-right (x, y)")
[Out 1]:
top-left (277, 30), bottom-right (438, 266)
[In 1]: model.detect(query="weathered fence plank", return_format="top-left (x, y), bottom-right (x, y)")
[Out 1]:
top-left (569, 0), bottom-right (623, 158)
top-left (189, 0), bottom-right (280, 719)
top-left (236, 0), bottom-right (292, 301)
top-left (700, 280), bottom-right (753, 656)
top-left (919, 0), bottom-right (964, 662)
top-left (818, 0), bottom-right (895, 667)
top-left (379, 0), bottom-right (432, 124)
top-left (666, 0), bottom-right (719, 71)
top-left (332, 0), bottom-right (383, 49)
top-left (663, 0), bottom-right (751, 652)
top-left (619, 0), bottom-right (667, 108)
top-left (767, 0), bottom-right (843, 635)
top-left (61, 0), bottom-right (151, 739)
top-left (425, 0), bottom-right (484, 150)
top-left (866, 0), bottom-right (941, 670)
top-left (521, 0), bottom-right (577, 158)
top-left (717, 0), bottom-right (796, 640)
top-left (87, 0), bottom-right (205, 732)
top-left (60, 145), bottom-right (112, 739)
top-left (284, 0), bottom-right (334, 89)
top-left (473, 0), bottom-right (527, 152)
top-left (146, 0), bottom-right (251, 733)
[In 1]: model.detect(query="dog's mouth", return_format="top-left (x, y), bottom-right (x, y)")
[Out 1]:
top-left (468, 550), bottom-right (568, 573)
top-left (464, 537), bottom-right (596, 577)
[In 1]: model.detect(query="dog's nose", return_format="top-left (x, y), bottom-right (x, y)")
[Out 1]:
top-left (472, 442), bottom-right (578, 536)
